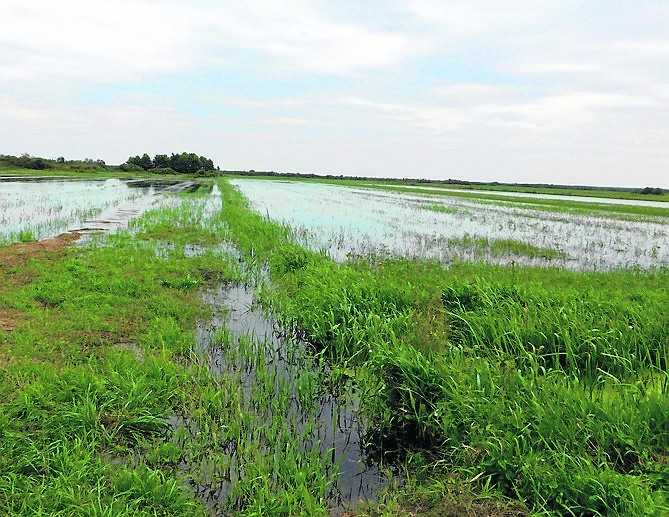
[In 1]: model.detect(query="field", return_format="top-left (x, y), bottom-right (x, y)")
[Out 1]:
top-left (0, 175), bottom-right (667, 515)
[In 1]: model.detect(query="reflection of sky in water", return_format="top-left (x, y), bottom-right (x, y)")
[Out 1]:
top-left (0, 178), bottom-right (157, 243)
top-left (231, 179), bottom-right (669, 271)
top-left (391, 185), bottom-right (669, 209)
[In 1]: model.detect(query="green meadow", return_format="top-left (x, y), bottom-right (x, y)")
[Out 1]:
top-left (0, 176), bottom-right (667, 515)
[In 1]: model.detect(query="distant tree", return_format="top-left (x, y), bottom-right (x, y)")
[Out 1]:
top-left (125, 152), bottom-right (217, 174)
top-left (153, 154), bottom-right (170, 169)
top-left (170, 152), bottom-right (200, 174)
top-left (57, 156), bottom-right (65, 163)
top-left (638, 187), bottom-right (664, 195)
top-left (127, 155), bottom-right (143, 168)
top-left (198, 156), bottom-right (214, 171)
top-left (119, 163), bottom-right (145, 172)
top-left (26, 158), bottom-right (50, 170)
top-left (138, 153), bottom-right (153, 170)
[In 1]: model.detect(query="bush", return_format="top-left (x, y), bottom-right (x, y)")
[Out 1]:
top-left (151, 167), bottom-right (177, 175)
top-left (638, 187), bottom-right (664, 195)
top-left (119, 163), bottom-right (145, 172)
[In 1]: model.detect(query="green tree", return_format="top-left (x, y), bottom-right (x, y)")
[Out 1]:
top-left (138, 153), bottom-right (153, 170)
top-left (153, 154), bottom-right (170, 168)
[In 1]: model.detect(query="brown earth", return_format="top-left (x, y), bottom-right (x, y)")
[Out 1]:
top-left (0, 231), bottom-right (82, 268)
top-left (0, 232), bottom-right (82, 331)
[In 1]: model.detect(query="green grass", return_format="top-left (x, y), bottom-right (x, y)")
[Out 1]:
top-left (0, 190), bottom-right (242, 514)
top-left (216, 178), bottom-right (669, 515)
top-left (0, 182), bottom-right (364, 515)
top-left (443, 234), bottom-right (567, 261)
top-left (2, 177), bottom-right (667, 515)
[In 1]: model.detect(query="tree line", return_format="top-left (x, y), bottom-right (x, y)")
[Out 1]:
top-left (636, 186), bottom-right (665, 195)
top-left (122, 153), bottom-right (218, 176)
top-left (0, 154), bottom-right (106, 171)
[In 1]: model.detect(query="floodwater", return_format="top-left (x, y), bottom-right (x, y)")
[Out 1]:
top-left (0, 177), bottom-right (192, 243)
top-left (2, 177), bottom-right (389, 512)
top-left (231, 179), bottom-right (669, 271)
top-left (390, 184), bottom-right (669, 209)
top-left (189, 278), bottom-right (388, 513)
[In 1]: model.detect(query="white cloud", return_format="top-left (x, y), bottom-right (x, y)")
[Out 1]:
top-left (1, 0), bottom-right (669, 187)
top-left (0, 0), bottom-right (415, 92)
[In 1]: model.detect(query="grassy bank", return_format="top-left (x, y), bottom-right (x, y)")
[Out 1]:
top-left (0, 188), bottom-right (242, 514)
top-left (0, 183), bottom-right (388, 515)
top-left (217, 179), bottom-right (668, 515)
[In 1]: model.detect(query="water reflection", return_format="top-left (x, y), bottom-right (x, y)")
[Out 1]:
top-left (0, 177), bottom-right (191, 243)
top-left (231, 179), bottom-right (669, 271)
top-left (193, 282), bottom-right (388, 512)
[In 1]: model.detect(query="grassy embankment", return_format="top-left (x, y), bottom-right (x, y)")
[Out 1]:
top-left (217, 179), bottom-right (668, 515)
top-left (0, 185), bottom-right (351, 515)
top-left (0, 166), bottom-right (156, 180)
top-left (0, 186), bottom-right (237, 514)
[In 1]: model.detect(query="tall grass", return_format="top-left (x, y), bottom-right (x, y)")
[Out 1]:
top-left (217, 179), bottom-right (669, 515)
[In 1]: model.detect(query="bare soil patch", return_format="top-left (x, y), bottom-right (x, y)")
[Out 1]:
top-left (0, 232), bottom-right (82, 267)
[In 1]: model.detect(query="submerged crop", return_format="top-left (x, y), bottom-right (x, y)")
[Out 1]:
top-left (1, 176), bottom-right (667, 515)
top-left (230, 178), bottom-right (669, 271)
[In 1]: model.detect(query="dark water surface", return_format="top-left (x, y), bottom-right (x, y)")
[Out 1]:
top-left (190, 280), bottom-right (389, 512)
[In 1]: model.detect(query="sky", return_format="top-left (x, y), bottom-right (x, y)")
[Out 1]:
top-left (1, 1), bottom-right (668, 187)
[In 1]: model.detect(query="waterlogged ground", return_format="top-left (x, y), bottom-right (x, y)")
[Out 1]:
top-left (190, 282), bottom-right (388, 511)
top-left (231, 179), bottom-right (669, 270)
top-left (1, 177), bottom-right (666, 515)
top-left (0, 177), bottom-right (191, 244)
top-left (390, 184), bottom-right (669, 208)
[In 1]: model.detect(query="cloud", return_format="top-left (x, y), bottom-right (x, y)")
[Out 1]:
top-left (1, 0), bottom-right (669, 187)
top-left (0, 0), bottom-right (415, 93)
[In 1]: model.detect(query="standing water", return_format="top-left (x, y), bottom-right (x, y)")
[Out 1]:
top-left (188, 277), bottom-right (389, 512)
top-left (230, 179), bottom-right (669, 271)
top-left (0, 177), bottom-right (193, 243)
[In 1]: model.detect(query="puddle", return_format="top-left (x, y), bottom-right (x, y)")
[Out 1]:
top-left (75, 181), bottom-right (198, 241)
top-left (187, 280), bottom-right (389, 512)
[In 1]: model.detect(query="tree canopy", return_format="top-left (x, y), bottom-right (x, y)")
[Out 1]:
top-left (0, 154), bottom-right (106, 171)
top-left (123, 152), bottom-right (218, 176)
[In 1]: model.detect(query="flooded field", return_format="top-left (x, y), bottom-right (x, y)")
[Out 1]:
top-left (391, 184), bottom-right (669, 209)
top-left (0, 177), bottom-right (192, 244)
top-left (189, 281), bottom-right (387, 512)
top-left (231, 179), bottom-right (669, 270)
top-left (2, 176), bottom-right (666, 515)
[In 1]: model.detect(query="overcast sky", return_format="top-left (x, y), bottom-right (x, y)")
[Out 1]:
top-left (2, 1), bottom-right (668, 187)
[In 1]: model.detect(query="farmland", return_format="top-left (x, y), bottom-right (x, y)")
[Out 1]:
top-left (0, 175), bottom-right (667, 515)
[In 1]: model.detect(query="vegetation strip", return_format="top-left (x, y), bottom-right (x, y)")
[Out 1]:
top-left (217, 179), bottom-right (668, 515)
top-left (352, 183), bottom-right (669, 220)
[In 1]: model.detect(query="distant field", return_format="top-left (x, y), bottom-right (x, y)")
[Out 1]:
top-left (387, 180), bottom-right (668, 202)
